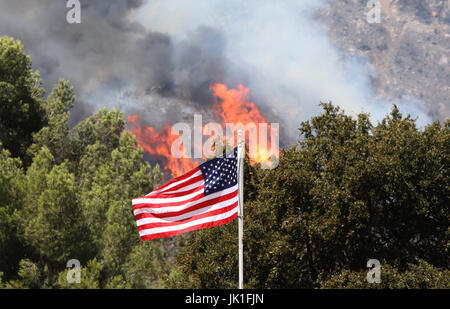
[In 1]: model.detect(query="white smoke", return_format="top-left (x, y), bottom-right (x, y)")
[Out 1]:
top-left (136, 0), bottom-right (433, 136)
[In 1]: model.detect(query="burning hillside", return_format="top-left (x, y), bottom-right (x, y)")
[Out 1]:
top-left (127, 83), bottom-right (278, 177)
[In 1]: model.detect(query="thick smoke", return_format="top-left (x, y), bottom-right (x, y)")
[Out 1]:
top-left (0, 0), bottom-right (434, 144)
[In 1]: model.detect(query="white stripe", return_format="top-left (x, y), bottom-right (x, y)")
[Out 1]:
top-left (138, 205), bottom-right (238, 237)
top-left (159, 180), bottom-right (204, 195)
top-left (133, 185), bottom-right (238, 214)
top-left (147, 170), bottom-right (202, 195)
top-left (136, 195), bottom-right (239, 226)
top-left (133, 180), bottom-right (206, 205)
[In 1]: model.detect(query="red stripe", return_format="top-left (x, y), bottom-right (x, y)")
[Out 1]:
top-left (137, 201), bottom-right (238, 230)
top-left (139, 213), bottom-right (238, 241)
top-left (159, 174), bottom-right (204, 194)
top-left (133, 184), bottom-right (238, 209)
top-left (132, 190), bottom-right (205, 210)
top-left (143, 175), bottom-right (204, 198)
top-left (145, 183), bottom-right (204, 199)
top-left (149, 167), bottom-right (200, 193)
top-left (134, 190), bottom-right (238, 220)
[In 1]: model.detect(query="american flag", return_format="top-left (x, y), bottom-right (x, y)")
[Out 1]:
top-left (132, 148), bottom-right (239, 241)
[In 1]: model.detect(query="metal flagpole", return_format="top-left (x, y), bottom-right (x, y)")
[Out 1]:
top-left (237, 130), bottom-right (244, 289)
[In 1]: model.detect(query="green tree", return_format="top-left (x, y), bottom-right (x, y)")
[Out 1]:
top-left (320, 259), bottom-right (450, 289)
top-left (69, 108), bottom-right (124, 168)
top-left (16, 108), bottom-right (165, 288)
top-left (27, 79), bottom-right (75, 164)
top-left (2, 259), bottom-right (40, 289)
top-left (121, 240), bottom-right (167, 288)
top-left (0, 37), bottom-right (45, 163)
top-left (0, 144), bottom-right (26, 279)
top-left (55, 258), bottom-right (103, 289)
top-left (174, 103), bottom-right (449, 288)
top-left (82, 131), bottom-right (162, 286)
top-left (0, 36), bottom-right (168, 289)
top-left (21, 147), bottom-right (92, 278)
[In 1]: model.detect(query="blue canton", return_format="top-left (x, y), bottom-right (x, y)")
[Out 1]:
top-left (199, 148), bottom-right (238, 196)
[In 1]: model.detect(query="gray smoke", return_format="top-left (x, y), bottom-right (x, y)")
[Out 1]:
top-left (0, 0), bottom-right (434, 144)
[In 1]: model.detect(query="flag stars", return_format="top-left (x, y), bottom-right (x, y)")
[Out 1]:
top-left (199, 148), bottom-right (238, 196)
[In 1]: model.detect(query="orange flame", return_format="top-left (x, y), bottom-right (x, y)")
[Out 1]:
top-left (127, 114), bottom-right (197, 177)
top-left (210, 83), bottom-right (278, 165)
top-left (127, 83), bottom-right (278, 177)
top-left (211, 83), bottom-right (267, 125)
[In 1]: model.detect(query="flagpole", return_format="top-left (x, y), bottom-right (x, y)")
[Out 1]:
top-left (237, 130), bottom-right (244, 289)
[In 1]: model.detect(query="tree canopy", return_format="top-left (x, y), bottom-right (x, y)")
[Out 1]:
top-left (172, 103), bottom-right (449, 289)
top-left (0, 37), bottom-right (46, 164)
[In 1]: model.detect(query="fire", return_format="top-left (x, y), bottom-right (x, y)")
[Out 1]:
top-left (210, 83), bottom-right (267, 125)
top-left (127, 83), bottom-right (278, 178)
top-left (127, 114), bottom-right (197, 177)
top-left (210, 83), bottom-right (278, 165)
